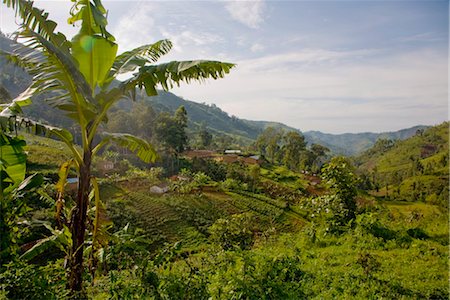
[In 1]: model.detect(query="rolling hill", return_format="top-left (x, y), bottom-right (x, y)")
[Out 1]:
top-left (354, 122), bottom-right (449, 207)
top-left (0, 33), bottom-right (431, 155)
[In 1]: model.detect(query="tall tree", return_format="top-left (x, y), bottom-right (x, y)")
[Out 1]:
top-left (3, 0), bottom-right (233, 293)
top-left (282, 131), bottom-right (306, 171)
top-left (198, 123), bottom-right (213, 149)
top-left (321, 156), bottom-right (358, 222)
top-left (255, 127), bottom-right (283, 164)
top-left (156, 106), bottom-right (189, 155)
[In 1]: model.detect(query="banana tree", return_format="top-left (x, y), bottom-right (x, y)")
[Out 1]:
top-left (3, 0), bottom-right (234, 293)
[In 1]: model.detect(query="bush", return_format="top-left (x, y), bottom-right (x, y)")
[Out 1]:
top-left (208, 251), bottom-right (305, 299)
top-left (0, 260), bottom-right (68, 299)
top-left (221, 178), bottom-right (243, 191)
top-left (208, 213), bottom-right (256, 250)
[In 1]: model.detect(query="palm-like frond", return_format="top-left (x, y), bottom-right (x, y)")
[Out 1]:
top-left (3, 0), bottom-right (70, 51)
top-left (89, 177), bottom-right (112, 275)
top-left (93, 133), bottom-right (158, 163)
top-left (110, 40), bottom-right (173, 77)
top-left (6, 30), bottom-right (98, 126)
top-left (21, 223), bottom-right (72, 261)
top-left (0, 85), bottom-right (34, 116)
top-left (126, 60), bottom-right (235, 96)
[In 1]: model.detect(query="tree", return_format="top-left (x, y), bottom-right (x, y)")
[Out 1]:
top-left (198, 125), bottom-right (213, 149)
top-left (255, 127), bottom-right (284, 164)
top-left (321, 156), bottom-right (358, 223)
top-left (156, 106), bottom-right (189, 155)
top-left (0, 92), bottom-right (46, 265)
top-left (309, 143), bottom-right (329, 172)
top-left (3, 0), bottom-right (233, 293)
top-left (282, 131), bottom-right (306, 171)
top-left (249, 164), bottom-right (261, 192)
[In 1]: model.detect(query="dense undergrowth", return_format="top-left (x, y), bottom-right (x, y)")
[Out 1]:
top-left (1, 128), bottom-right (448, 299)
top-left (2, 159), bottom-right (448, 299)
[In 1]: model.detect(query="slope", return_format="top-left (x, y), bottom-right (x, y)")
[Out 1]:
top-left (355, 122), bottom-right (449, 207)
top-left (0, 33), bottom-right (431, 155)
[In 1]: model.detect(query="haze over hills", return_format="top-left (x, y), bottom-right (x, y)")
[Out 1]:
top-left (0, 34), bottom-right (430, 155)
top-left (129, 91), bottom-right (429, 155)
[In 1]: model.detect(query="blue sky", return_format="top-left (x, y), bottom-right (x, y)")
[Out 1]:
top-left (1, 0), bottom-right (448, 133)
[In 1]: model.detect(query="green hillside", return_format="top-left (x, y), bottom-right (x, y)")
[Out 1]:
top-left (0, 34), bottom-right (427, 154)
top-left (305, 125), bottom-right (429, 155)
top-left (2, 132), bottom-right (448, 299)
top-left (355, 122), bottom-right (449, 207)
top-left (1, 1), bottom-right (448, 298)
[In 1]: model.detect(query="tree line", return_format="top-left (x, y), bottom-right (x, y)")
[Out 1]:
top-left (254, 127), bottom-right (329, 173)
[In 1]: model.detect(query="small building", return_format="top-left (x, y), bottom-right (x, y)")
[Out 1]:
top-left (150, 184), bottom-right (170, 194)
top-left (221, 154), bottom-right (240, 164)
top-left (66, 177), bottom-right (78, 192)
top-left (224, 149), bottom-right (242, 155)
top-left (241, 155), bottom-right (261, 165)
top-left (97, 160), bottom-right (115, 175)
top-left (183, 150), bottom-right (217, 159)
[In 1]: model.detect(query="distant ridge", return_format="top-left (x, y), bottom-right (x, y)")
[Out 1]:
top-left (303, 125), bottom-right (430, 156)
top-left (0, 33), bottom-right (431, 156)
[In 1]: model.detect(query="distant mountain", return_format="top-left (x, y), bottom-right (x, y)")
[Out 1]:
top-left (354, 122), bottom-right (449, 207)
top-left (0, 33), bottom-right (431, 156)
top-left (303, 126), bottom-right (429, 156)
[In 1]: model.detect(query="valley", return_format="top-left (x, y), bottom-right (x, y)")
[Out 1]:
top-left (0, 1), bottom-right (448, 299)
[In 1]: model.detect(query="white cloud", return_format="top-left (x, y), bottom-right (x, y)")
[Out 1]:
top-left (112, 4), bottom-right (157, 53)
top-left (1, 1), bottom-right (76, 37)
top-left (171, 47), bottom-right (447, 133)
top-left (159, 28), bottom-right (224, 54)
top-left (250, 43), bottom-right (264, 52)
top-left (224, 0), bottom-right (266, 29)
top-left (399, 32), bottom-right (445, 43)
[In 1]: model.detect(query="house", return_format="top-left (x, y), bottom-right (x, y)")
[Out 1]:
top-left (240, 155), bottom-right (261, 165)
top-left (183, 150), bottom-right (217, 159)
top-left (220, 154), bottom-right (240, 164)
top-left (224, 149), bottom-right (242, 154)
top-left (66, 177), bottom-right (78, 192)
top-left (98, 160), bottom-right (115, 171)
top-left (150, 184), bottom-right (170, 194)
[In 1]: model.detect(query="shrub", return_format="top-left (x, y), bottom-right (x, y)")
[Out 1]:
top-left (208, 213), bottom-right (256, 250)
top-left (0, 260), bottom-right (68, 299)
top-left (221, 178), bottom-right (243, 191)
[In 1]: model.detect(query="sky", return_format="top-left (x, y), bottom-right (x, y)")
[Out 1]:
top-left (0, 0), bottom-right (448, 133)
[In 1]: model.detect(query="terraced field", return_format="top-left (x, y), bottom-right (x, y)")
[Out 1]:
top-left (106, 182), bottom-right (308, 249)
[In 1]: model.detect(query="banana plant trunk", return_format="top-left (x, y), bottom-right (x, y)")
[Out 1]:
top-left (68, 148), bottom-right (92, 292)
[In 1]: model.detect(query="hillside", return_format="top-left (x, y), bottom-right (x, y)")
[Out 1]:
top-left (354, 122), bottom-right (449, 207)
top-left (0, 33), bottom-right (434, 155)
top-left (305, 125), bottom-right (429, 155)
top-left (6, 124), bottom-right (449, 299)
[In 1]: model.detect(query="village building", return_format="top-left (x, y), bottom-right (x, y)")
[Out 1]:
top-left (183, 149), bottom-right (262, 165)
top-left (150, 183), bottom-right (170, 194)
top-left (183, 150), bottom-right (217, 159)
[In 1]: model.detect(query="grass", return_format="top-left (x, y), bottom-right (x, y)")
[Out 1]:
top-left (22, 133), bottom-right (74, 176)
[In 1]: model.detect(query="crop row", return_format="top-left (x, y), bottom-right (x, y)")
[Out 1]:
top-left (226, 192), bottom-right (284, 219)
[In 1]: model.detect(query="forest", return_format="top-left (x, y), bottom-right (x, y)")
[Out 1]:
top-left (0, 0), bottom-right (448, 299)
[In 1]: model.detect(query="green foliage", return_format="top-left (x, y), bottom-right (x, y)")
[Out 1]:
top-left (0, 260), bottom-right (68, 299)
top-left (207, 251), bottom-right (305, 299)
top-left (255, 126), bottom-right (284, 164)
top-left (189, 157), bottom-right (227, 181)
top-left (209, 213), bottom-right (256, 250)
top-left (282, 131), bottom-right (306, 171)
top-left (355, 122), bottom-right (449, 207)
top-left (221, 178), bottom-right (243, 191)
top-left (198, 127), bottom-right (213, 149)
top-left (321, 156), bottom-right (358, 223)
top-left (156, 106), bottom-right (189, 154)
